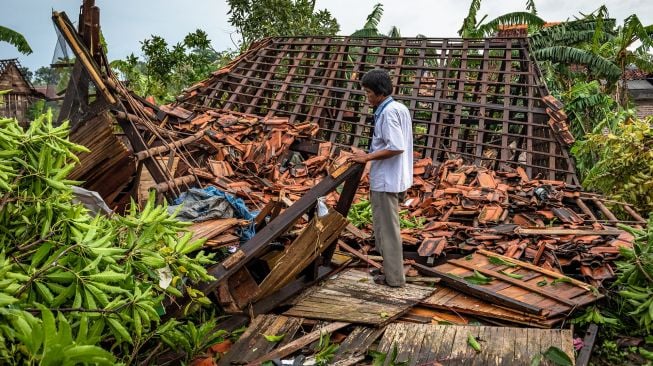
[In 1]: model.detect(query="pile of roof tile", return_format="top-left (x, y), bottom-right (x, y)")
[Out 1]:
top-left (156, 108), bottom-right (639, 284)
top-left (344, 158), bottom-right (636, 283)
top-left (162, 109), bottom-right (335, 207)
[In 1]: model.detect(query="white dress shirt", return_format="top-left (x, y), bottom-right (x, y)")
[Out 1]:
top-left (369, 98), bottom-right (413, 193)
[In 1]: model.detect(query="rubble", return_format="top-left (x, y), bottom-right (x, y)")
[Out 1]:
top-left (49, 5), bottom-right (648, 363)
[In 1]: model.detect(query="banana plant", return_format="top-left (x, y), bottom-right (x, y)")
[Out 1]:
top-left (0, 111), bottom-right (220, 364)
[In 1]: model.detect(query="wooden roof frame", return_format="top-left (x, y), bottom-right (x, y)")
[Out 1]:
top-left (181, 36), bottom-right (578, 184)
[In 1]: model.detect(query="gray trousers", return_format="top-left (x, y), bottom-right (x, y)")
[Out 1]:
top-left (370, 191), bottom-right (406, 287)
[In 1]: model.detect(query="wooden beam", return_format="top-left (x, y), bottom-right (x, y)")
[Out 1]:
top-left (153, 175), bottom-right (196, 193)
top-left (515, 228), bottom-right (623, 236)
top-left (412, 262), bottom-right (544, 315)
top-left (135, 131), bottom-right (203, 161)
top-left (163, 163), bottom-right (364, 318)
top-left (52, 11), bottom-right (116, 105)
top-left (248, 322), bottom-right (350, 365)
top-left (449, 258), bottom-right (579, 306)
top-left (337, 240), bottom-right (382, 269)
top-left (575, 324), bottom-right (599, 366)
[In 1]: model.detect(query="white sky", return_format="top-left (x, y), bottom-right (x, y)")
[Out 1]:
top-left (1, 0), bottom-right (652, 71)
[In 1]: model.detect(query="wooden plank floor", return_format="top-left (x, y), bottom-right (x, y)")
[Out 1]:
top-left (332, 326), bottom-right (385, 365)
top-left (376, 323), bottom-right (574, 366)
top-left (218, 314), bottom-right (303, 365)
top-left (284, 269), bottom-right (435, 326)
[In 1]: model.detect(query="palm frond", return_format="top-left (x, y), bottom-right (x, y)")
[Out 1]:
top-left (534, 46), bottom-right (621, 81)
top-left (631, 56), bottom-right (653, 73)
top-left (0, 26), bottom-right (32, 55)
top-left (458, 0), bottom-right (483, 37)
top-left (531, 18), bottom-right (616, 49)
top-left (363, 3), bottom-right (384, 30)
top-left (476, 11), bottom-right (545, 36)
top-left (622, 15), bottom-right (653, 49)
top-left (351, 28), bottom-right (384, 38)
top-left (525, 0), bottom-right (537, 15)
top-left (387, 26), bottom-right (401, 38)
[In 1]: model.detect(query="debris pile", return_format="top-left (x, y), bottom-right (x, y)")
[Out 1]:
top-left (46, 8), bottom-right (648, 362)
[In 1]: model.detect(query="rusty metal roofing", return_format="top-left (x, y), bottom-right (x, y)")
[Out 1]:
top-left (179, 36), bottom-right (578, 184)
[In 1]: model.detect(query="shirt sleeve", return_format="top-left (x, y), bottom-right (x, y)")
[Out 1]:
top-left (379, 109), bottom-right (406, 151)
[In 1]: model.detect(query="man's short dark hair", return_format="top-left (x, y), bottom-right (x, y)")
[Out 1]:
top-left (361, 69), bottom-right (393, 96)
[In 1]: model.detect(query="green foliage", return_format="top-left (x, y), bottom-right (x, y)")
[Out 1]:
top-left (0, 25), bottom-right (32, 55)
top-left (348, 199), bottom-right (372, 228)
top-left (458, 0), bottom-right (484, 38)
top-left (559, 80), bottom-right (617, 138)
top-left (526, 0), bottom-right (537, 15)
top-left (227, 0), bottom-right (340, 47)
top-left (464, 270), bottom-right (493, 285)
top-left (534, 46), bottom-right (621, 82)
top-left (476, 12), bottom-right (545, 36)
top-left (369, 344), bottom-right (409, 366)
top-left (458, 0), bottom-right (544, 38)
top-left (0, 112), bottom-right (218, 364)
top-left (613, 219), bottom-right (653, 334)
top-left (572, 306), bottom-right (620, 326)
top-left (573, 116), bottom-right (653, 214)
top-left (159, 317), bottom-right (228, 363)
top-left (263, 333), bottom-right (285, 342)
top-left (111, 30), bottom-right (236, 103)
top-left (347, 200), bottom-right (424, 229)
top-left (351, 3), bottom-right (403, 38)
top-left (314, 332), bottom-right (339, 366)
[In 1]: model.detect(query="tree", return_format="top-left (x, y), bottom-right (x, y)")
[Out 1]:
top-left (18, 66), bottom-right (32, 83)
top-left (32, 66), bottom-right (62, 86)
top-left (350, 3), bottom-right (404, 38)
top-left (111, 30), bottom-right (236, 103)
top-left (0, 25), bottom-right (32, 55)
top-left (227, 0), bottom-right (340, 48)
top-left (458, 0), bottom-right (545, 38)
top-left (596, 14), bottom-right (653, 104)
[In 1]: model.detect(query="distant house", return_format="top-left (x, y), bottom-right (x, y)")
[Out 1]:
top-left (0, 58), bottom-right (48, 125)
top-left (625, 69), bottom-right (653, 119)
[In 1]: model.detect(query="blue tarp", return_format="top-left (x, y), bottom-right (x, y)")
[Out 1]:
top-left (171, 186), bottom-right (257, 241)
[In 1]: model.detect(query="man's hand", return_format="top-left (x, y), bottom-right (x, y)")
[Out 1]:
top-left (348, 153), bottom-right (369, 164)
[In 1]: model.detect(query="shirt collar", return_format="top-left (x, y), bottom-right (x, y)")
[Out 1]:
top-left (374, 96), bottom-right (394, 117)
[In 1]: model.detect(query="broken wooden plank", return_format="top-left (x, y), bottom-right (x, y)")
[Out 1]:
top-left (338, 240), bottom-right (382, 269)
top-left (428, 251), bottom-right (602, 318)
top-left (218, 314), bottom-right (303, 365)
top-left (248, 321), bottom-right (350, 365)
top-left (421, 286), bottom-right (561, 328)
top-left (332, 326), bottom-right (385, 364)
top-left (376, 323), bottom-right (575, 366)
top-left (284, 269), bottom-right (434, 326)
top-left (255, 210), bottom-right (348, 299)
top-left (413, 262), bottom-right (544, 315)
top-left (575, 324), bottom-right (599, 366)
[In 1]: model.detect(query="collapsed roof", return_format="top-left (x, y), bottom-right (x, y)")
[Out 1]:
top-left (180, 36), bottom-right (578, 184)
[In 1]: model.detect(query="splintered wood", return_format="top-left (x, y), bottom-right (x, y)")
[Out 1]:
top-left (376, 323), bottom-right (574, 366)
top-left (68, 111), bottom-right (136, 207)
top-left (421, 287), bottom-right (562, 327)
top-left (427, 250), bottom-right (602, 319)
top-left (255, 210), bottom-right (348, 299)
top-left (284, 269), bottom-right (435, 326)
top-left (217, 314), bottom-right (303, 365)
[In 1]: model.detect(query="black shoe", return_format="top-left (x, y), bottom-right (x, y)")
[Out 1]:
top-left (369, 268), bottom-right (384, 276)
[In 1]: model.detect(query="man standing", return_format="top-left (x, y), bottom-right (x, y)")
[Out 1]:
top-left (350, 69), bottom-right (413, 287)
